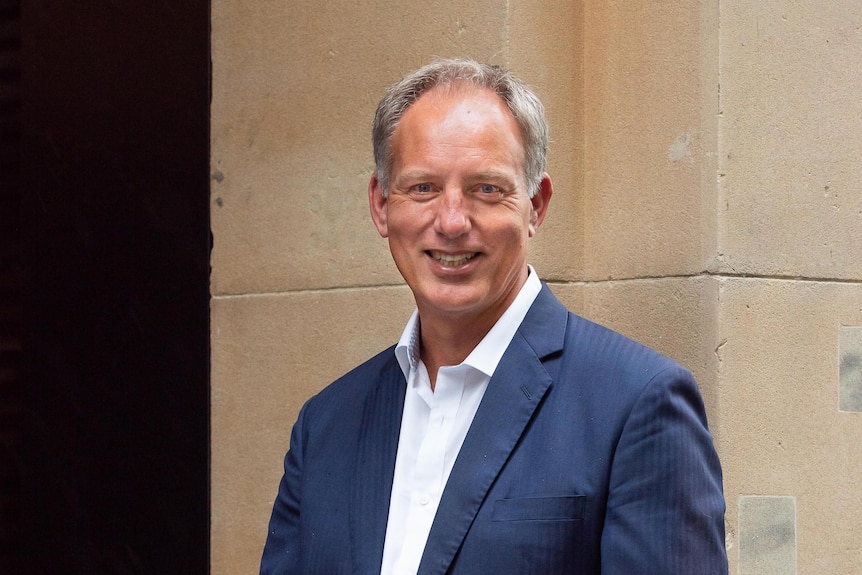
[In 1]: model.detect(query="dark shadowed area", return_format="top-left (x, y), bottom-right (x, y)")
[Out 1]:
top-left (1, 1), bottom-right (210, 573)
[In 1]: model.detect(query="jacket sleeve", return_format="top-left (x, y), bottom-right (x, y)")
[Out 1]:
top-left (600, 366), bottom-right (728, 575)
top-left (259, 404), bottom-right (307, 575)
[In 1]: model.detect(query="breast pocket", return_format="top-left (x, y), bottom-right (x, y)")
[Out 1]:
top-left (491, 495), bottom-right (586, 522)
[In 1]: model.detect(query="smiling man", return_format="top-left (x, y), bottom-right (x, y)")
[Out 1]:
top-left (260, 59), bottom-right (728, 575)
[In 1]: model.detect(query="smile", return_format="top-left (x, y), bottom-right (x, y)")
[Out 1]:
top-left (428, 251), bottom-right (477, 266)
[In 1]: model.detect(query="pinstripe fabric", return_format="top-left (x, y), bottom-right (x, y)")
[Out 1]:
top-left (260, 285), bottom-right (728, 575)
top-left (351, 366), bottom-right (408, 574)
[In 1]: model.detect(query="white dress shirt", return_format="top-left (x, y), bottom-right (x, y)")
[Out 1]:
top-left (380, 267), bottom-right (542, 575)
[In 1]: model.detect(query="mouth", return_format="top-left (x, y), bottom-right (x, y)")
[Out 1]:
top-left (427, 251), bottom-right (478, 267)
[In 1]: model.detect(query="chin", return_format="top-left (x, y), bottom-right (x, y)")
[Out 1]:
top-left (421, 290), bottom-right (488, 317)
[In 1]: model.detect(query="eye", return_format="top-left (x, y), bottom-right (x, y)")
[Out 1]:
top-left (410, 183), bottom-right (433, 194)
top-left (475, 183), bottom-right (504, 200)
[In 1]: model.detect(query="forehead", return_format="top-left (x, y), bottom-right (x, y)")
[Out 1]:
top-left (400, 83), bottom-right (516, 130)
top-left (391, 84), bottom-right (525, 163)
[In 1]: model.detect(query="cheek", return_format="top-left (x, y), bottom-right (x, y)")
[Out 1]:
top-left (493, 213), bottom-right (532, 243)
top-left (383, 214), bottom-right (413, 242)
top-left (387, 203), bottom-right (430, 232)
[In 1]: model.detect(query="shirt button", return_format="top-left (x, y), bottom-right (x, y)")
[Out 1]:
top-left (419, 493), bottom-right (430, 505)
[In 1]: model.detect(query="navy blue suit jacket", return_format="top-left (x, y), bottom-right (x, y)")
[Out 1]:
top-left (261, 285), bottom-right (727, 574)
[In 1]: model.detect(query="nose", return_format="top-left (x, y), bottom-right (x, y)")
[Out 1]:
top-left (433, 188), bottom-right (471, 239)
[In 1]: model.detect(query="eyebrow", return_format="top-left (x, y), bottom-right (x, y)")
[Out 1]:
top-left (394, 171), bottom-right (434, 185)
top-left (394, 170), bottom-right (518, 186)
top-left (467, 172), bottom-right (517, 184)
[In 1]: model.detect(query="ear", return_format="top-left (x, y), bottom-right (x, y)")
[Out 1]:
top-left (368, 173), bottom-right (389, 238)
top-left (527, 174), bottom-right (553, 237)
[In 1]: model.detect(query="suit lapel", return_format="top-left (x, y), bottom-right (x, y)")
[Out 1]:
top-left (417, 286), bottom-right (568, 575)
top-left (350, 355), bottom-right (406, 574)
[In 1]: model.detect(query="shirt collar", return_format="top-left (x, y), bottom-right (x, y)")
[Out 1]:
top-left (394, 265), bottom-right (542, 380)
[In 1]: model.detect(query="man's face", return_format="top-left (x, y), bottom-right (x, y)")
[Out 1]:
top-left (369, 85), bottom-right (551, 326)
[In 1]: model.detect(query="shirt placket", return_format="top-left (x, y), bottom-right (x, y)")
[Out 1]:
top-left (393, 368), bottom-right (463, 574)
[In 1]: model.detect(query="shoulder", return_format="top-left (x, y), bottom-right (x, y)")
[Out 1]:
top-left (525, 287), bottom-right (696, 415)
top-left (555, 311), bottom-right (712, 439)
top-left (527, 284), bottom-right (682, 381)
top-left (300, 345), bottom-right (401, 420)
top-left (565, 311), bottom-right (680, 373)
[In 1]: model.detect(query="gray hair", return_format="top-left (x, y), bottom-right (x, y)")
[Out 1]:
top-left (372, 58), bottom-right (548, 197)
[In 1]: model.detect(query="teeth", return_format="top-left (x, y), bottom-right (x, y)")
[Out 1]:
top-left (430, 251), bottom-right (476, 266)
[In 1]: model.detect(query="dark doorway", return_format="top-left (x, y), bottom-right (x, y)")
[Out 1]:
top-left (3, 1), bottom-right (210, 573)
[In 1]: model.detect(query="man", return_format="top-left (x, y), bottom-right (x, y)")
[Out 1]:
top-left (261, 59), bottom-right (727, 574)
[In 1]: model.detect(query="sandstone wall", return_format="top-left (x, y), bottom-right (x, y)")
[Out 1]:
top-left (211, 1), bottom-right (862, 572)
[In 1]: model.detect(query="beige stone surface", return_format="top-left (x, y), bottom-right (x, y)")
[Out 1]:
top-left (839, 326), bottom-right (862, 411)
top-left (716, 1), bottom-right (862, 279)
top-left (717, 278), bottom-right (862, 574)
top-left (507, 0), bottom-right (584, 281)
top-left (211, 286), bottom-right (416, 573)
top-left (581, 0), bottom-right (717, 281)
top-left (738, 496), bottom-right (797, 575)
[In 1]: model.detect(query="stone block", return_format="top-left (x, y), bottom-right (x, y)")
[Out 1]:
top-left (839, 326), bottom-right (862, 412)
top-left (738, 496), bottom-right (796, 575)
top-left (580, 0), bottom-right (716, 280)
top-left (716, 1), bottom-right (862, 280)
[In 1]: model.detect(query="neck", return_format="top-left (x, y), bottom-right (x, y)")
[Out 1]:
top-left (416, 267), bottom-right (532, 390)
top-left (417, 309), bottom-right (498, 391)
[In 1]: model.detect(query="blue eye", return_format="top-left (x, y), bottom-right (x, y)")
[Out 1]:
top-left (414, 183), bottom-right (432, 194)
top-left (480, 184), bottom-right (498, 194)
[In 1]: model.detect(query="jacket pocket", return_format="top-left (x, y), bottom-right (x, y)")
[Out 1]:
top-left (491, 495), bottom-right (586, 522)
